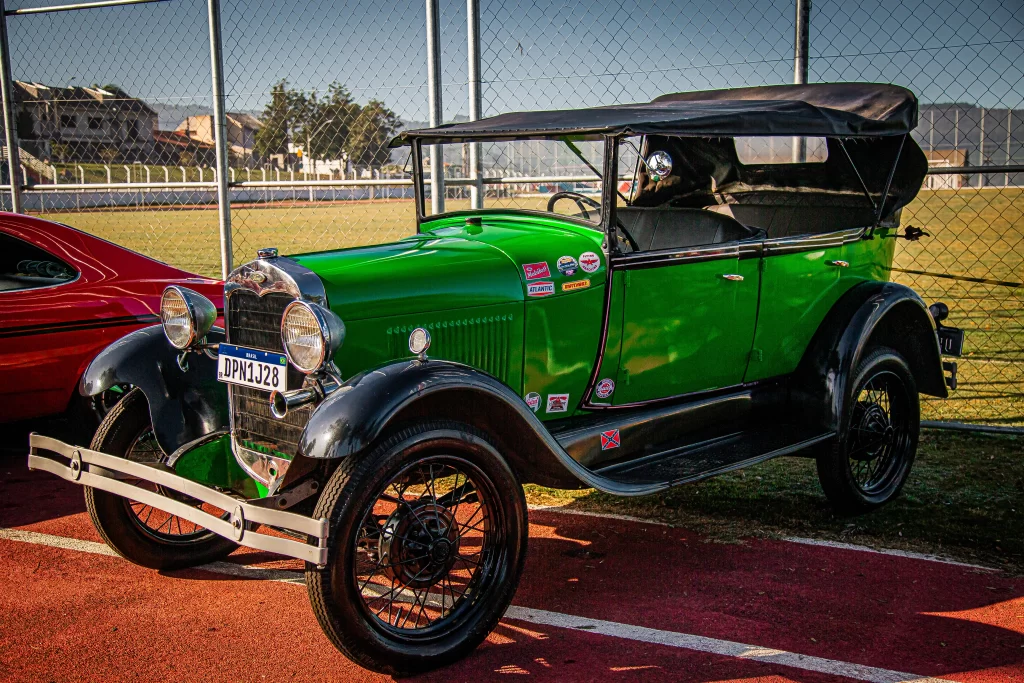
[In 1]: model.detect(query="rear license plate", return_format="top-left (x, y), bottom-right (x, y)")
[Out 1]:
top-left (218, 344), bottom-right (288, 392)
top-left (937, 327), bottom-right (964, 357)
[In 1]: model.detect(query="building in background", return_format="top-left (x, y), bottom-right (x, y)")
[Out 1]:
top-left (12, 81), bottom-right (156, 164)
top-left (175, 112), bottom-right (262, 166)
top-left (152, 129), bottom-right (217, 167)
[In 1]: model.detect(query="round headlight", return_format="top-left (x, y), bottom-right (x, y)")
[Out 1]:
top-left (281, 300), bottom-right (345, 374)
top-left (160, 286), bottom-right (217, 350)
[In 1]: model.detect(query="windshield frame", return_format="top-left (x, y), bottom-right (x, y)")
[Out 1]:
top-left (411, 135), bottom-right (618, 244)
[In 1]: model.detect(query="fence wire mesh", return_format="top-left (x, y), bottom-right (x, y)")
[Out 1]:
top-left (0, 0), bottom-right (1020, 426)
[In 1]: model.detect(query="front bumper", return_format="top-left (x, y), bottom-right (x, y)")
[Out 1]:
top-left (28, 434), bottom-right (328, 567)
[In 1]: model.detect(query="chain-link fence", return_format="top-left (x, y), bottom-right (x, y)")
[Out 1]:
top-left (0, 0), bottom-right (1020, 427)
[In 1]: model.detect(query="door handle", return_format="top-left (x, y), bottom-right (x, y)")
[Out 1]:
top-left (720, 274), bottom-right (744, 281)
top-left (826, 260), bottom-right (850, 268)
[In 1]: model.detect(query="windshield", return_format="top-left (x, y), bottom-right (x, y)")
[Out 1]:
top-left (419, 138), bottom-right (606, 224)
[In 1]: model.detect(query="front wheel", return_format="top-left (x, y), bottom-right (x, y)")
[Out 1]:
top-left (84, 388), bottom-right (238, 569)
top-left (815, 347), bottom-right (920, 514)
top-left (306, 421), bottom-right (528, 676)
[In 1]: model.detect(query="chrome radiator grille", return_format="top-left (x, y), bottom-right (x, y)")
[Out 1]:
top-left (226, 290), bottom-right (312, 459)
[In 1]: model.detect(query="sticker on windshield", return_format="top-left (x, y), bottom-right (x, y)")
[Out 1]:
top-left (556, 255), bottom-right (578, 277)
top-left (522, 262), bottom-right (550, 280)
top-left (527, 281), bottom-right (555, 297)
top-left (600, 429), bottom-right (620, 450)
top-left (524, 392), bottom-right (541, 412)
top-left (579, 251), bottom-right (601, 273)
top-left (562, 279), bottom-right (590, 292)
top-left (595, 378), bottom-right (615, 399)
top-left (546, 393), bottom-right (570, 413)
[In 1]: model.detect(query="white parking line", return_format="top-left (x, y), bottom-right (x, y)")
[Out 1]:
top-left (527, 504), bottom-right (997, 571)
top-left (1, 527), bottom-right (957, 683)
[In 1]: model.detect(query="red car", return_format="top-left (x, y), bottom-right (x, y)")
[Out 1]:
top-left (0, 213), bottom-right (223, 426)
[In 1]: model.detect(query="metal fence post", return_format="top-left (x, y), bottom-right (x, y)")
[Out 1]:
top-left (792, 0), bottom-right (810, 163)
top-left (467, 0), bottom-right (483, 209)
top-left (425, 0), bottom-right (444, 214)
top-left (0, 0), bottom-right (22, 213)
top-left (207, 0), bottom-right (232, 278)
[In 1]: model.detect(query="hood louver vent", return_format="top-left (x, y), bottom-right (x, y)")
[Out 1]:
top-left (387, 315), bottom-right (514, 382)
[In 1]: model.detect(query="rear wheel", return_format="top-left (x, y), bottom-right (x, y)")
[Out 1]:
top-left (84, 388), bottom-right (237, 569)
top-left (816, 347), bottom-right (920, 514)
top-left (306, 421), bottom-right (528, 676)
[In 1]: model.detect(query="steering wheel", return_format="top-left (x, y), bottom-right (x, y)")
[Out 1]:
top-left (546, 191), bottom-right (640, 252)
top-left (547, 191), bottom-right (602, 220)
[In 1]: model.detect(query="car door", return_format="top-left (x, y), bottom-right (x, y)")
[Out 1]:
top-left (612, 243), bottom-right (761, 404)
top-left (743, 231), bottom-right (851, 383)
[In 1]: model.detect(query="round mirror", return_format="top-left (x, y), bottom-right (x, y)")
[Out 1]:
top-left (646, 150), bottom-right (673, 182)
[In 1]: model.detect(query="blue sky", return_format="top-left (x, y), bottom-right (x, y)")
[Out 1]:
top-left (6, 0), bottom-right (1022, 127)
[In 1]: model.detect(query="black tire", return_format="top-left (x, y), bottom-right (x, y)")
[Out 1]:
top-left (84, 388), bottom-right (238, 570)
top-left (816, 347), bottom-right (920, 514)
top-left (306, 421), bottom-right (528, 676)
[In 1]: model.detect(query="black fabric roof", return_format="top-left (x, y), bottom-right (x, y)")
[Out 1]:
top-left (394, 83), bottom-right (918, 145)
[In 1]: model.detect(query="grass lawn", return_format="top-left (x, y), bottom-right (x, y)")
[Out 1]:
top-left (34, 187), bottom-right (1023, 424)
top-left (524, 430), bottom-right (1024, 574)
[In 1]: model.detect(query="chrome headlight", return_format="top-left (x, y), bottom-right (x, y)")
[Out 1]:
top-left (161, 286), bottom-right (217, 349)
top-left (280, 300), bottom-right (345, 374)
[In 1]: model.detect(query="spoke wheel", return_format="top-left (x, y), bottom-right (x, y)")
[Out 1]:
top-left (354, 456), bottom-right (500, 635)
top-left (846, 370), bottom-right (912, 496)
top-left (84, 388), bottom-right (238, 569)
top-left (815, 347), bottom-right (920, 514)
top-left (121, 428), bottom-right (223, 545)
top-left (306, 421), bottom-right (528, 676)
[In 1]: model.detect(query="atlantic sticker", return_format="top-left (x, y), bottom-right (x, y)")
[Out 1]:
top-left (524, 392), bottom-right (541, 412)
top-left (579, 251), bottom-right (601, 273)
top-left (522, 262), bottom-right (551, 280)
top-left (527, 281), bottom-right (555, 297)
top-left (561, 279), bottom-right (590, 292)
top-left (595, 378), bottom-right (615, 399)
top-left (600, 428), bottom-right (621, 450)
top-left (556, 255), bottom-right (578, 277)
top-left (546, 393), bottom-right (570, 413)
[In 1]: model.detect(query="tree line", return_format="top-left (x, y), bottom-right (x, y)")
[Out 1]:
top-left (253, 80), bottom-right (401, 171)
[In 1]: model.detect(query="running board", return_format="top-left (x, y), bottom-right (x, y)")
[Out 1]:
top-left (592, 427), bottom-right (835, 489)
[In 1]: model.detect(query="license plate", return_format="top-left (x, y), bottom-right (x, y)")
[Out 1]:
top-left (218, 344), bottom-right (288, 392)
top-left (937, 327), bottom-right (964, 357)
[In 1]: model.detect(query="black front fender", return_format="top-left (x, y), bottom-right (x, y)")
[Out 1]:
top-left (794, 282), bottom-right (947, 433)
top-left (297, 360), bottom-right (594, 490)
top-left (79, 325), bottom-right (228, 454)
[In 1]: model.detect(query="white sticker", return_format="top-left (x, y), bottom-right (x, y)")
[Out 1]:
top-left (527, 281), bottom-right (555, 297)
top-left (579, 251), bottom-right (601, 273)
top-left (595, 378), bottom-right (615, 399)
top-left (524, 392), bottom-right (541, 412)
top-left (546, 393), bottom-right (570, 413)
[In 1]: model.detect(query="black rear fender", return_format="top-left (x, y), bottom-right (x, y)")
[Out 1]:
top-left (793, 282), bottom-right (946, 433)
top-left (297, 360), bottom-right (588, 489)
top-left (79, 325), bottom-right (228, 454)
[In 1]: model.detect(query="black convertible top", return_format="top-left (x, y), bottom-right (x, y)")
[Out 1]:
top-left (394, 83), bottom-right (918, 145)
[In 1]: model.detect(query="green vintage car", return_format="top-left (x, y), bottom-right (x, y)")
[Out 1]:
top-left (29, 83), bottom-right (961, 675)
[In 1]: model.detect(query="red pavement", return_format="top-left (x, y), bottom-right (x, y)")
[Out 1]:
top-left (1, 455), bottom-right (1021, 683)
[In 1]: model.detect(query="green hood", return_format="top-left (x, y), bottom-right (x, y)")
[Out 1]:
top-left (290, 212), bottom-right (606, 322)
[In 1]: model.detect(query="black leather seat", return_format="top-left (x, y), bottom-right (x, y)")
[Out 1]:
top-left (616, 207), bottom-right (757, 251)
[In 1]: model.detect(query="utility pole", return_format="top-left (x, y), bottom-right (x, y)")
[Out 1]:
top-left (0, 0), bottom-right (22, 212)
top-left (792, 0), bottom-right (811, 163)
top-left (425, 0), bottom-right (444, 214)
top-left (207, 0), bottom-right (232, 277)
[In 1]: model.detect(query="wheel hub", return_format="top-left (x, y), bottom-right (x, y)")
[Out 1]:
top-left (850, 401), bottom-right (891, 461)
top-left (379, 499), bottom-right (460, 589)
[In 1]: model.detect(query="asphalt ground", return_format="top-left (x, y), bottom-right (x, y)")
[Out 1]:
top-left (1, 444), bottom-right (1022, 682)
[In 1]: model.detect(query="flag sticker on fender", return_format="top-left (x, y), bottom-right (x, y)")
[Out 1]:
top-left (579, 251), bottom-right (601, 273)
top-left (527, 281), bottom-right (555, 297)
top-left (546, 393), bottom-right (569, 413)
top-left (600, 429), bottom-right (620, 450)
top-left (562, 279), bottom-right (590, 292)
top-left (522, 262), bottom-right (550, 280)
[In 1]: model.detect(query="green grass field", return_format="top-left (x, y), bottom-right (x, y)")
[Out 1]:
top-left (35, 187), bottom-right (1023, 425)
